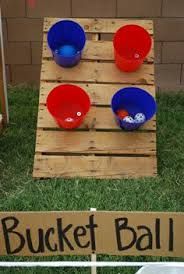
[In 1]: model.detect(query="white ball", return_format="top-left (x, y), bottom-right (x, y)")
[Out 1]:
top-left (134, 113), bottom-right (146, 123)
top-left (65, 117), bottom-right (74, 122)
top-left (122, 116), bottom-right (135, 123)
top-left (134, 53), bottom-right (140, 59)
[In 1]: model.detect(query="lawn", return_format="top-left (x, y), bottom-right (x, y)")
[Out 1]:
top-left (0, 86), bottom-right (184, 273)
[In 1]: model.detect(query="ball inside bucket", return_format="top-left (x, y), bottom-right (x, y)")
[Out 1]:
top-left (113, 24), bottom-right (152, 72)
top-left (46, 84), bottom-right (91, 129)
top-left (111, 87), bottom-right (157, 131)
top-left (47, 20), bottom-right (86, 67)
top-left (56, 45), bottom-right (77, 57)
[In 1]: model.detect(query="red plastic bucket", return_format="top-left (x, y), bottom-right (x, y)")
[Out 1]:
top-left (113, 24), bottom-right (152, 72)
top-left (46, 84), bottom-right (91, 129)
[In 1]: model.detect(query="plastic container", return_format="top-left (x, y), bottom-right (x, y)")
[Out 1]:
top-left (47, 20), bottom-right (86, 67)
top-left (136, 265), bottom-right (184, 274)
top-left (46, 84), bottom-right (91, 129)
top-left (113, 24), bottom-right (152, 72)
top-left (111, 87), bottom-right (157, 131)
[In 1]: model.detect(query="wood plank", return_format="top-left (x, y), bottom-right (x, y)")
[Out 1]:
top-left (37, 105), bottom-right (156, 131)
top-left (39, 82), bottom-right (155, 105)
top-left (0, 45), bottom-right (8, 125)
top-left (36, 130), bottom-right (156, 155)
top-left (0, 113), bottom-right (3, 131)
top-left (33, 154), bottom-right (157, 178)
top-left (44, 18), bottom-right (153, 35)
top-left (41, 60), bottom-right (154, 85)
top-left (0, 8), bottom-right (8, 124)
top-left (42, 40), bottom-right (154, 63)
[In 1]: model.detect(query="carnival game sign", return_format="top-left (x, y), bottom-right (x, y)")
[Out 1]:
top-left (0, 211), bottom-right (183, 257)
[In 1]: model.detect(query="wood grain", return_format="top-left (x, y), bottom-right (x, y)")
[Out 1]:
top-left (37, 105), bottom-right (156, 131)
top-left (33, 18), bottom-right (156, 179)
top-left (36, 130), bottom-right (156, 155)
top-left (41, 60), bottom-right (154, 85)
top-left (42, 40), bottom-right (154, 63)
top-left (33, 155), bottom-right (157, 178)
top-left (44, 18), bottom-right (153, 35)
top-left (39, 82), bottom-right (155, 104)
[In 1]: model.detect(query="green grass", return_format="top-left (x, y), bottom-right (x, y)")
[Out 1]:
top-left (0, 86), bottom-right (184, 273)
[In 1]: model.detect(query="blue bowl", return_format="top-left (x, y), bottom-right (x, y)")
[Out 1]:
top-left (111, 87), bottom-right (157, 131)
top-left (47, 20), bottom-right (86, 67)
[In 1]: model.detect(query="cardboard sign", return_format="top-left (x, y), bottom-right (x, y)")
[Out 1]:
top-left (0, 211), bottom-right (183, 257)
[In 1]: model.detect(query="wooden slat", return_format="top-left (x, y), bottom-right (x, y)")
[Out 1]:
top-left (0, 113), bottom-right (3, 131)
top-left (36, 130), bottom-right (156, 155)
top-left (37, 105), bottom-right (156, 131)
top-left (42, 40), bottom-right (154, 63)
top-left (33, 18), bottom-right (156, 179)
top-left (44, 18), bottom-right (153, 35)
top-left (33, 155), bottom-right (157, 178)
top-left (0, 45), bottom-right (8, 125)
top-left (41, 60), bottom-right (154, 85)
top-left (0, 8), bottom-right (8, 125)
top-left (39, 82), bottom-right (155, 105)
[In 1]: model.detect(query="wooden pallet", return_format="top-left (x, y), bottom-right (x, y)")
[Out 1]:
top-left (33, 18), bottom-right (157, 179)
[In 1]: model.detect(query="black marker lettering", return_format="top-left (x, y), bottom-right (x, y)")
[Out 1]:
top-left (26, 229), bottom-right (44, 253)
top-left (45, 228), bottom-right (57, 252)
top-left (115, 218), bottom-right (136, 251)
top-left (136, 225), bottom-right (153, 251)
top-left (155, 218), bottom-right (161, 249)
top-left (169, 218), bottom-right (174, 251)
top-left (1, 217), bottom-right (25, 254)
top-left (74, 226), bottom-right (90, 248)
top-left (57, 218), bottom-right (74, 251)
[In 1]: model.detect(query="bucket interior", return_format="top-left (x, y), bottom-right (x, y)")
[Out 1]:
top-left (113, 25), bottom-right (152, 60)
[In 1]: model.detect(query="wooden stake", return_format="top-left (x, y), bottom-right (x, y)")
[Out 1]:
top-left (90, 208), bottom-right (97, 274)
top-left (0, 7), bottom-right (9, 125)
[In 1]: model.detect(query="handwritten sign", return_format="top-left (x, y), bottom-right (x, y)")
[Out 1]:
top-left (0, 211), bottom-right (183, 257)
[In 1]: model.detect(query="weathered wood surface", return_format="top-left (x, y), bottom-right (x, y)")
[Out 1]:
top-left (33, 18), bottom-right (156, 179)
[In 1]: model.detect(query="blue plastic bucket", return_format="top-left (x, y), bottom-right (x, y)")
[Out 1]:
top-left (47, 20), bottom-right (86, 67)
top-left (111, 87), bottom-right (157, 130)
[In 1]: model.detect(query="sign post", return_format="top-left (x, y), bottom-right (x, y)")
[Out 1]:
top-left (91, 208), bottom-right (97, 274)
